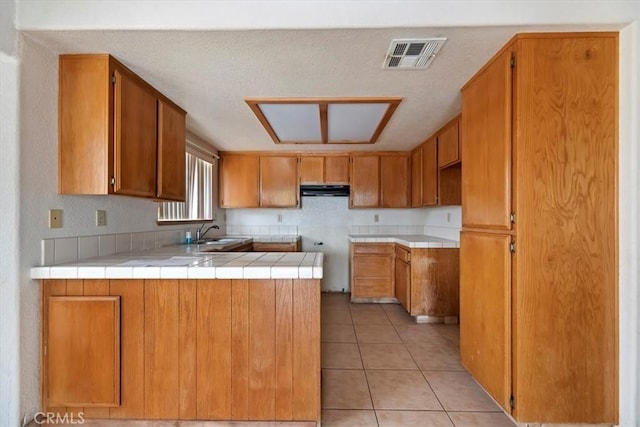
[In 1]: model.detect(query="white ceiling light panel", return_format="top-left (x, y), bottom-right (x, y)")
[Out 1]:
top-left (328, 103), bottom-right (389, 142)
top-left (384, 38), bottom-right (447, 70)
top-left (259, 103), bottom-right (322, 142)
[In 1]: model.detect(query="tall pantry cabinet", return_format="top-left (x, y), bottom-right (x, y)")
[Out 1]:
top-left (460, 33), bottom-right (618, 424)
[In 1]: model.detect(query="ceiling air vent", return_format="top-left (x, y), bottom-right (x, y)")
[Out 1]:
top-left (383, 38), bottom-right (447, 70)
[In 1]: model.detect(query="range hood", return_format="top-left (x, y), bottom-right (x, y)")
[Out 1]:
top-left (300, 184), bottom-right (350, 197)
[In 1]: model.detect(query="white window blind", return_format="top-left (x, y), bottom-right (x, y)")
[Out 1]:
top-left (157, 151), bottom-right (214, 222)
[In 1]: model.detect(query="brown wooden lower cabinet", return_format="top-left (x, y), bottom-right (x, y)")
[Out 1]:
top-left (350, 243), bottom-right (459, 318)
top-left (41, 278), bottom-right (321, 422)
top-left (252, 241), bottom-right (301, 252)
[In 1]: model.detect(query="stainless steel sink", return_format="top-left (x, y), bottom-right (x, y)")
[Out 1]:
top-left (190, 236), bottom-right (253, 253)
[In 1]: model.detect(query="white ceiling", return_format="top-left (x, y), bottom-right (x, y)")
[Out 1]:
top-left (24, 24), bottom-right (625, 152)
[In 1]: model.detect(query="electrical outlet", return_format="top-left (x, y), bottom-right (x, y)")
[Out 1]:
top-left (374, 214), bottom-right (379, 223)
top-left (446, 212), bottom-right (451, 223)
top-left (277, 214), bottom-right (283, 223)
top-left (49, 209), bottom-right (63, 229)
top-left (96, 210), bottom-right (107, 226)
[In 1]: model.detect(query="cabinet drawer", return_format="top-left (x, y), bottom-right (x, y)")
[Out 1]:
top-left (353, 278), bottom-right (394, 298)
top-left (395, 246), bottom-right (411, 263)
top-left (353, 255), bottom-right (393, 277)
top-left (352, 244), bottom-right (394, 255)
top-left (253, 242), bottom-right (299, 252)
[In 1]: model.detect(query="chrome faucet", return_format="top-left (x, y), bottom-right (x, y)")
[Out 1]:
top-left (196, 223), bottom-right (220, 242)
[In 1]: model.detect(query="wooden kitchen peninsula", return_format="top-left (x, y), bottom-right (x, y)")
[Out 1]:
top-left (32, 251), bottom-right (323, 423)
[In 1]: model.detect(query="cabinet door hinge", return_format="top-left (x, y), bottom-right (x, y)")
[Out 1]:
top-left (510, 395), bottom-right (515, 409)
top-left (510, 55), bottom-right (516, 69)
top-left (111, 74), bottom-right (116, 84)
top-left (510, 212), bottom-right (516, 224)
top-left (510, 241), bottom-right (516, 253)
top-left (110, 176), bottom-right (115, 187)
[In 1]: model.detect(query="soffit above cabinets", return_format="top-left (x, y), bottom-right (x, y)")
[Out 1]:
top-left (245, 97), bottom-right (402, 144)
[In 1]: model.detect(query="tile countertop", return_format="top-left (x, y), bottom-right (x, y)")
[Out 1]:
top-left (348, 234), bottom-right (459, 248)
top-left (31, 244), bottom-right (323, 280)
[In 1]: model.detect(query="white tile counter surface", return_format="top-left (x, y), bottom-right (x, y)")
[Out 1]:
top-left (348, 234), bottom-right (459, 248)
top-left (31, 245), bottom-right (323, 280)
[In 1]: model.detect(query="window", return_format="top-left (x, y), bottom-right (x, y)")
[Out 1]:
top-left (157, 150), bottom-right (215, 223)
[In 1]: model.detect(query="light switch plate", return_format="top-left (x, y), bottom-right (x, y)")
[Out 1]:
top-left (49, 209), bottom-right (63, 229)
top-left (96, 210), bottom-right (107, 227)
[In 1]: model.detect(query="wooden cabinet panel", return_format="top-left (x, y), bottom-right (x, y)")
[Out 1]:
top-left (380, 155), bottom-right (410, 208)
top-left (351, 243), bottom-right (395, 300)
top-left (275, 280), bottom-right (294, 419)
top-left (231, 280), bottom-right (250, 420)
top-left (179, 280), bottom-right (197, 419)
top-left (219, 155), bottom-right (260, 207)
top-left (394, 257), bottom-right (410, 311)
top-left (350, 156), bottom-right (379, 208)
top-left (260, 156), bottom-right (299, 207)
top-left (157, 99), bottom-right (186, 201)
top-left (197, 279), bottom-right (232, 419)
top-left (461, 48), bottom-right (512, 229)
top-left (353, 255), bottom-right (393, 277)
top-left (437, 117), bottom-right (460, 167)
top-left (47, 296), bottom-right (120, 407)
top-left (324, 156), bottom-right (349, 184)
top-left (144, 280), bottom-right (179, 419)
top-left (253, 242), bottom-right (300, 252)
top-left (511, 36), bottom-right (617, 423)
top-left (113, 69), bottom-right (158, 198)
top-left (299, 157), bottom-right (324, 184)
top-left (411, 147), bottom-right (423, 207)
top-left (459, 231), bottom-right (511, 411)
top-left (422, 137), bottom-right (438, 206)
top-left (58, 55), bottom-right (111, 195)
top-left (410, 248), bottom-right (460, 317)
top-left (292, 280), bottom-right (321, 421)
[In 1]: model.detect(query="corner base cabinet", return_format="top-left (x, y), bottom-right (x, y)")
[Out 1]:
top-left (460, 32), bottom-right (618, 424)
top-left (41, 279), bottom-right (321, 422)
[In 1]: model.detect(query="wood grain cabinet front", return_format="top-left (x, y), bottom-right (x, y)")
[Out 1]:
top-left (299, 156), bottom-right (349, 184)
top-left (58, 54), bottom-right (186, 200)
top-left (253, 241), bottom-right (301, 252)
top-left (350, 244), bottom-right (395, 300)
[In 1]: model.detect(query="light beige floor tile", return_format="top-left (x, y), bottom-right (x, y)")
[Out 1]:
top-left (366, 369), bottom-right (442, 410)
top-left (385, 309), bottom-right (416, 326)
top-left (322, 292), bottom-right (352, 308)
top-left (377, 410), bottom-right (454, 427)
top-left (322, 369), bottom-right (373, 409)
top-left (350, 303), bottom-right (385, 313)
top-left (406, 341), bottom-right (464, 370)
top-left (322, 307), bottom-right (353, 324)
top-left (321, 409), bottom-right (378, 426)
top-left (360, 343), bottom-right (418, 370)
top-left (322, 342), bottom-right (363, 369)
top-left (322, 323), bottom-right (357, 343)
top-left (381, 302), bottom-right (405, 312)
top-left (448, 411), bottom-right (515, 426)
top-left (395, 325), bottom-right (451, 345)
top-left (354, 324), bottom-right (402, 343)
top-left (437, 325), bottom-right (460, 346)
top-left (422, 371), bottom-right (501, 412)
top-left (351, 309), bottom-right (391, 325)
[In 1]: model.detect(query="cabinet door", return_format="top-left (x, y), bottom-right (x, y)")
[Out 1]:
top-left (324, 156), bottom-right (349, 184)
top-left (299, 157), bottom-right (324, 184)
top-left (47, 296), bottom-right (120, 407)
top-left (253, 242), bottom-right (298, 252)
top-left (459, 231), bottom-right (511, 412)
top-left (410, 147), bottom-right (423, 207)
top-left (380, 155), bottom-right (410, 208)
top-left (394, 258), bottom-right (410, 311)
top-left (352, 255), bottom-right (394, 298)
top-left (350, 156), bottom-right (380, 208)
top-left (422, 137), bottom-right (438, 206)
top-left (437, 117), bottom-right (460, 168)
top-left (219, 155), bottom-right (260, 207)
top-left (157, 99), bottom-right (186, 201)
top-left (461, 49), bottom-right (512, 229)
top-left (260, 156), bottom-right (299, 207)
top-left (113, 69), bottom-right (158, 198)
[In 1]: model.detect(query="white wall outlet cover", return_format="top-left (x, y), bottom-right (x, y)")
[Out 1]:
top-left (49, 209), bottom-right (63, 228)
top-left (96, 210), bottom-right (107, 226)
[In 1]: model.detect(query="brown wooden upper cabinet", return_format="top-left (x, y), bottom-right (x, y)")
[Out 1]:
top-left (260, 156), bottom-right (299, 207)
top-left (410, 147), bottom-right (423, 207)
top-left (409, 137), bottom-right (438, 207)
top-left (350, 154), bottom-right (410, 208)
top-left (380, 155), bottom-right (410, 208)
top-left (350, 155), bottom-right (380, 208)
top-left (299, 155), bottom-right (349, 184)
top-left (58, 54), bottom-right (186, 201)
top-left (437, 116), bottom-right (461, 168)
top-left (219, 154), bottom-right (299, 208)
